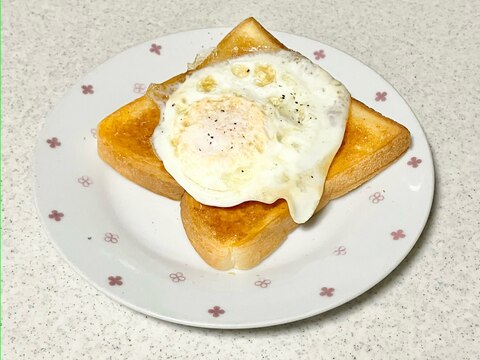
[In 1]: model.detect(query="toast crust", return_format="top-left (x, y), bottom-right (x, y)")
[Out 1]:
top-left (97, 17), bottom-right (411, 270)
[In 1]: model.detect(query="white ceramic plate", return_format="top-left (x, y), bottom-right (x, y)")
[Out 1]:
top-left (34, 28), bottom-right (434, 329)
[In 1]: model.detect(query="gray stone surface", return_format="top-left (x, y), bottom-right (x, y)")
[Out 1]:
top-left (3, 0), bottom-right (479, 358)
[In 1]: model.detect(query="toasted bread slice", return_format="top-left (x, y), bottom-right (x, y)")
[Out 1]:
top-left (97, 18), bottom-right (410, 270)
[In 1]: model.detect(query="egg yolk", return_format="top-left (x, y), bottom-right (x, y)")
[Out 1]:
top-left (171, 95), bottom-right (268, 191)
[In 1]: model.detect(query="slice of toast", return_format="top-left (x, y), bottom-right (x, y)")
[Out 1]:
top-left (97, 18), bottom-right (410, 270)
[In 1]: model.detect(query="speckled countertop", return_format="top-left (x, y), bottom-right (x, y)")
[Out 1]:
top-left (3, 0), bottom-right (479, 358)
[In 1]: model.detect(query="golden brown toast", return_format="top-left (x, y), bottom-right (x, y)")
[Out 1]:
top-left (97, 17), bottom-right (410, 270)
top-left (97, 95), bottom-right (184, 200)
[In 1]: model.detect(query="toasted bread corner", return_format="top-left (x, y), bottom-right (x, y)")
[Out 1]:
top-left (97, 95), bottom-right (184, 200)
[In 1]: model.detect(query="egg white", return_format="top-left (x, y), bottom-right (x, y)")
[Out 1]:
top-left (152, 50), bottom-right (350, 223)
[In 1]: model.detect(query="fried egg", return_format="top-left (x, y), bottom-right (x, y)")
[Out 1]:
top-left (152, 50), bottom-right (350, 223)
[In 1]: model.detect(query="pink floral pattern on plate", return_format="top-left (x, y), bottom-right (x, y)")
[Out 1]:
top-left (314, 49), bottom-right (325, 60)
top-left (104, 232), bottom-right (119, 243)
top-left (320, 287), bottom-right (335, 297)
top-left (108, 276), bottom-right (123, 286)
top-left (133, 83), bottom-right (146, 94)
top-left (369, 191), bottom-right (385, 204)
top-left (255, 279), bottom-right (271, 288)
top-left (375, 91), bottom-right (387, 101)
top-left (150, 44), bottom-right (162, 55)
top-left (407, 157), bottom-right (422, 168)
top-left (46, 137), bottom-right (61, 148)
top-left (169, 272), bottom-right (186, 282)
top-left (48, 210), bottom-right (64, 221)
top-left (391, 229), bottom-right (406, 240)
top-left (77, 176), bottom-right (93, 187)
top-left (81, 85), bottom-right (94, 94)
top-left (208, 306), bottom-right (225, 317)
top-left (333, 246), bottom-right (347, 255)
